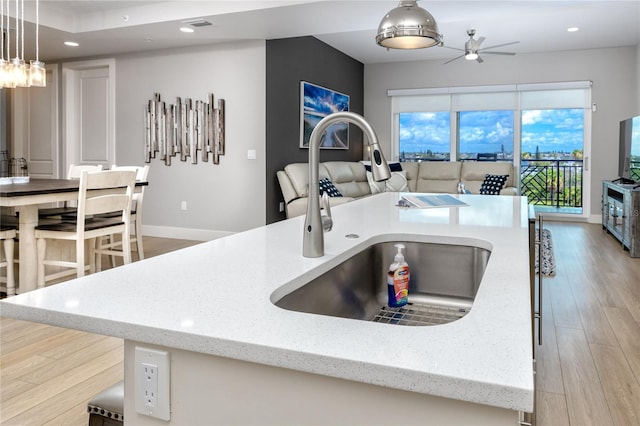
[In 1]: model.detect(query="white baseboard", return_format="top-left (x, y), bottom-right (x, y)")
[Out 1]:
top-left (588, 213), bottom-right (602, 224)
top-left (142, 225), bottom-right (234, 242)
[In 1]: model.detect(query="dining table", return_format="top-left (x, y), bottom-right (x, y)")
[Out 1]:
top-left (0, 178), bottom-right (148, 294)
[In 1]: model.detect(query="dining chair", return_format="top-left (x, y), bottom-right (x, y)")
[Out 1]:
top-left (94, 165), bottom-right (149, 269)
top-left (0, 223), bottom-right (17, 296)
top-left (38, 164), bottom-right (104, 219)
top-left (35, 170), bottom-right (136, 288)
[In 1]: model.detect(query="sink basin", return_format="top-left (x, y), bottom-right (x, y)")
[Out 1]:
top-left (273, 241), bottom-right (491, 326)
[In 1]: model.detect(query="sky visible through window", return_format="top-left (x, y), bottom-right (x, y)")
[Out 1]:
top-left (399, 109), bottom-right (584, 158)
top-left (458, 110), bottom-right (513, 156)
top-left (521, 109), bottom-right (583, 155)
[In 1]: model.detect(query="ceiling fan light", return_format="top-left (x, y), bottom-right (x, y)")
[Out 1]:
top-left (376, 0), bottom-right (441, 49)
top-left (465, 51), bottom-right (478, 60)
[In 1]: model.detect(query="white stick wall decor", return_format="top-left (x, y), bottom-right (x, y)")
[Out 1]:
top-left (145, 93), bottom-right (226, 165)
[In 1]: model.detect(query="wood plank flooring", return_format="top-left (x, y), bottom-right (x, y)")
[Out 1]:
top-left (1, 224), bottom-right (639, 425)
top-left (0, 236), bottom-right (199, 425)
top-left (535, 221), bottom-right (640, 426)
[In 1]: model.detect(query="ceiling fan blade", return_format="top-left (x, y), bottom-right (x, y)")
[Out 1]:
top-left (481, 41), bottom-right (520, 51)
top-left (444, 54), bottom-right (465, 64)
top-left (476, 55), bottom-right (484, 64)
top-left (482, 51), bottom-right (517, 56)
top-left (440, 44), bottom-right (465, 52)
top-left (475, 36), bottom-right (486, 49)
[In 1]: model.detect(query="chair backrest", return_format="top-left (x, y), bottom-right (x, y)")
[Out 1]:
top-left (67, 164), bottom-right (103, 179)
top-left (110, 165), bottom-right (150, 182)
top-left (77, 170), bottom-right (136, 222)
top-left (110, 165), bottom-right (149, 207)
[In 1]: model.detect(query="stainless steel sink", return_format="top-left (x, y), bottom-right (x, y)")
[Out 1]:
top-left (273, 241), bottom-right (491, 326)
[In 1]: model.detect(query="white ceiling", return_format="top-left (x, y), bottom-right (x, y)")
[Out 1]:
top-left (3, 0), bottom-right (640, 65)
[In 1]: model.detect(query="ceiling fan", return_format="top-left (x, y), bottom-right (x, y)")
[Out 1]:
top-left (442, 29), bottom-right (519, 64)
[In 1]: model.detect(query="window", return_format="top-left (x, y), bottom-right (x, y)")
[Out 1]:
top-left (399, 112), bottom-right (450, 161)
top-left (457, 110), bottom-right (514, 160)
top-left (521, 109), bottom-right (584, 160)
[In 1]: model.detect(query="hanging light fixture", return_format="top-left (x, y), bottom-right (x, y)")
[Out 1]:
top-left (29, 0), bottom-right (45, 86)
top-left (0, 0), bottom-right (16, 88)
top-left (0, 0), bottom-right (45, 89)
top-left (10, 0), bottom-right (28, 87)
top-left (376, 0), bottom-right (441, 49)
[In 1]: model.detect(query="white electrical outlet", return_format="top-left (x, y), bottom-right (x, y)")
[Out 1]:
top-left (142, 363), bottom-right (158, 408)
top-left (135, 347), bottom-right (170, 421)
top-left (181, 201), bottom-right (187, 211)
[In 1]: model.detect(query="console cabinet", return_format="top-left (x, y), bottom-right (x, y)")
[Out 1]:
top-left (602, 180), bottom-right (640, 257)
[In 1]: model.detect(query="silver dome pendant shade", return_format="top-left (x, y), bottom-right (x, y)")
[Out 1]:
top-left (376, 0), bottom-right (441, 49)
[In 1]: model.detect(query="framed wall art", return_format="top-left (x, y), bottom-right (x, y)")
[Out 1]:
top-left (300, 81), bottom-right (350, 149)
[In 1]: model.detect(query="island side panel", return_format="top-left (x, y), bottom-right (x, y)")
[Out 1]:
top-left (124, 340), bottom-right (519, 425)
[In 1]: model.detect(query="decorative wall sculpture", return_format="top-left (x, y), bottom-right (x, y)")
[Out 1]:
top-left (145, 93), bottom-right (225, 165)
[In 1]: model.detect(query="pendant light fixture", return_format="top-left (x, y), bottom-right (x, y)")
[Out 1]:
top-left (0, 0), bottom-right (45, 89)
top-left (29, 0), bottom-right (45, 86)
top-left (376, 0), bottom-right (441, 49)
top-left (0, 0), bottom-right (12, 88)
top-left (10, 0), bottom-right (28, 87)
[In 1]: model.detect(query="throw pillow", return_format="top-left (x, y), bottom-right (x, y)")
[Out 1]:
top-left (318, 178), bottom-right (342, 197)
top-left (479, 174), bottom-right (509, 195)
top-left (366, 171), bottom-right (409, 194)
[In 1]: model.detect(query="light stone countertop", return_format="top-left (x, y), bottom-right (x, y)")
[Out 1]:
top-left (0, 193), bottom-right (534, 412)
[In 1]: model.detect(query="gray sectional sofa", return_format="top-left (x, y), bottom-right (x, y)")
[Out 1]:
top-left (277, 161), bottom-right (518, 218)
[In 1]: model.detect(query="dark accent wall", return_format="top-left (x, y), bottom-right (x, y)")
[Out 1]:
top-left (265, 36), bottom-right (364, 224)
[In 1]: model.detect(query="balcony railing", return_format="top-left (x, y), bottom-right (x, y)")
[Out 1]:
top-left (630, 160), bottom-right (640, 181)
top-left (520, 159), bottom-right (583, 208)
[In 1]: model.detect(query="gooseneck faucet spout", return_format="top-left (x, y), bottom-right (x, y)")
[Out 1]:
top-left (303, 112), bottom-right (391, 258)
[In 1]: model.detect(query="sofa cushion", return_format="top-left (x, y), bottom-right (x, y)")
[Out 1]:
top-left (479, 174), bottom-right (509, 195)
top-left (415, 162), bottom-right (461, 193)
top-left (319, 178), bottom-right (342, 197)
top-left (283, 163), bottom-right (330, 198)
top-left (366, 170), bottom-right (409, 193)
top-left (399, 162), bottom-right (419, 192)
top-left (461, 161), bottom-right (514, 194)
top-left (323, 161), bottom-right (371, 198)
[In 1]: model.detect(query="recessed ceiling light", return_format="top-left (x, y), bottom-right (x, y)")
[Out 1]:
top-left (64, 41), bottom-right (79, 47)
top-left (567, 27), bottom-right (579, 32)
top-left (179, 27), bottom-right (194, 33)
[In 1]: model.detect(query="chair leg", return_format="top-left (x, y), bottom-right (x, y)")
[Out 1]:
top-left (109, 235), bottom-right (117, 267)
top-left (76, 238), bottom-right (85, 278)
top-left (89, 237), bottom-right (98, 273)
top-left (135, 218), bottom-right (144, 260)
top-left (3, 238), bottom-right (15, 296)
top-left (122, 230), bottom-right (132, 265)
top-left (36, 238), bottom-right (46, 288)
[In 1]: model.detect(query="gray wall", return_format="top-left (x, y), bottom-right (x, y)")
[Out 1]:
top-left (364, 46), bottom-right (639, 220)
top-left (114, 40), bottom-right (266, 239)
top-left (266, 37), bottom-right (364, 224)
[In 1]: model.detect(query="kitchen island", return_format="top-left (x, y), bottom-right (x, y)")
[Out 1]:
top-left (0, 192), bottom-right (533, 425)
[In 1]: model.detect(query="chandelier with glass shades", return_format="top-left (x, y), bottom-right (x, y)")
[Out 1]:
top-left (1, 0), bottom-right (46, 89)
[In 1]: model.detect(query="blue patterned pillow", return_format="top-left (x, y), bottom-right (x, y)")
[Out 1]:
top-left (319, 178), bottom-right (342, 197)
top-left (479, 174), bottom-right (508, 195)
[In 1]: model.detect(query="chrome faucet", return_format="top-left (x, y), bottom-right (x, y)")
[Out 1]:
top-left (303, 112), bottom-right (391, 258)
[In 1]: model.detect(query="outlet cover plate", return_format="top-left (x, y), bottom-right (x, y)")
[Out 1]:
top-left (135, 347), bottom-right (170, 421)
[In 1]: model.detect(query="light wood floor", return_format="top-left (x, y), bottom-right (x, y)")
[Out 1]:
top-left (1, 224), bottom-right (640, 425)
top-left (0, 236), bottom-right (200, 425)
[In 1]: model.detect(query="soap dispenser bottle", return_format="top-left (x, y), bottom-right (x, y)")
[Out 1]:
top-left (387, 244), bottom-right (410, 308)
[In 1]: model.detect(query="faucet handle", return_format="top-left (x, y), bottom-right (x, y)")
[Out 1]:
top-left (320, 193), bottom-right (333, 232)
